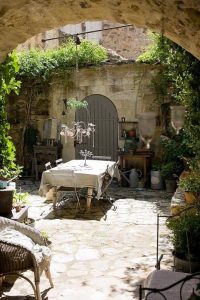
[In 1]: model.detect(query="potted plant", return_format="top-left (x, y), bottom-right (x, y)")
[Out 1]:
top-left (178, 170), bottom-right (200, 204)
top-left (0, 166), bottom-right (22, 215)
top-left (161, 161), bottom-right (183, 192)
top-left (13, 191), bottom-right (29, 212)
top-left (40, 230), bottom-right (52, 247)
top-left (166, 211), bottom-right (200, 272)
top-left (150, 161), bottom-right (163, 190)
top-left (0, 165), bottom-right (22, 188)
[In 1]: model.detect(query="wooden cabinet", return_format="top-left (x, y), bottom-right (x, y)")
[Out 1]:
top-left (32, 145), bottom-right (62, 180)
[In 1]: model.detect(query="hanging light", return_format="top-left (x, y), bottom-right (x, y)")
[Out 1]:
top-left (60, 33), bottom-right (96, 147)
top-left (60, 122), bottom-right (95, 146)
top-left (170, 105), bottom-right (185, 134)
top-left (138, 112), bottom-right (157, 149)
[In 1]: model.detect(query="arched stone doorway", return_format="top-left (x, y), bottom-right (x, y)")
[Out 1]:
top-left (75, 94), bottom-right (118, 161)
top-left (0, 1), bottom-right (200, 61)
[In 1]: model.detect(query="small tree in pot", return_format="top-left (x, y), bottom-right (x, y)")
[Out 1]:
top-left (161, 161), bottom-right (183, 192)
top-left (166, 211), bottom-right (200, 272)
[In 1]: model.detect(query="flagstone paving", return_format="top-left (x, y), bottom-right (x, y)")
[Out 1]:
top-left (1, 180), bottom-right (174, 300)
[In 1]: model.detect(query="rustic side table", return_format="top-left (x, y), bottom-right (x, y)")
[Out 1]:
top-left (119, 149), bottom-right (154, 187)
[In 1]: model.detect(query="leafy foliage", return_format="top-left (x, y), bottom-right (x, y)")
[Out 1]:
top-left (138, 33), bottom-right (200, 163)
top-left (0, 52), bottom-right (21, 169)
top-left (67, 97), bottom-right (88, 110)
top-left (0, 165), bottom-right (22, 180)
top-left (160, 161), bottom-right (183, 179)
top-left (17, 39), bottom-right (108, 81)
top-left (167, 213), bottom-right (200, 261)
top-left (179, 171), bottom-right (200, 195)
top-left (13, 191), bottom-right (29, 205)
top-left (160, 133), bottom-right (193, 163)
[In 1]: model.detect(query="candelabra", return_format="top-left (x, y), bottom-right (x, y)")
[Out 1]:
top-left (79, 150), bottom-right (93, 166)
top-left (60, 122), bottom-right (95, 146)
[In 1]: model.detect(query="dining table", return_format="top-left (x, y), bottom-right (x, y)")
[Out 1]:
top-left (39, 159), bottom-right (120, 209)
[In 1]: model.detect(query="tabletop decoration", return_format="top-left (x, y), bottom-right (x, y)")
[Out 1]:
top-left (79, 150), bottom-right (93, 166)
top-left (60, 122), bottom-right (95, 146)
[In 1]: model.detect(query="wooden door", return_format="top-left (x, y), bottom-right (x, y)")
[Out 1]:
top-left (75, 94), bottom-right (118, 161)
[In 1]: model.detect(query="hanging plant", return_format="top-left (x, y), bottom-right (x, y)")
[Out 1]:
top-left (64, 97), bottom-right (88, 110)
top-left (68, 97), bottom-right (88, 109)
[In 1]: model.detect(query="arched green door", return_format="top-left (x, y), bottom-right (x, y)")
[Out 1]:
top-left (75, 94), bottom-right (118, 161)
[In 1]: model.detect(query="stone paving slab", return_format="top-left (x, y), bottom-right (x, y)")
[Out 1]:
top-left (0, 181), bottom-right (173, 299)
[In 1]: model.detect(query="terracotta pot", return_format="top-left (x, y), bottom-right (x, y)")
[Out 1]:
top-left (179, 170), bottom-right (190, 179)
top-left (128, 129), bottom-right (136, 137)
top-left (184, 191), bottom-right (196, 204)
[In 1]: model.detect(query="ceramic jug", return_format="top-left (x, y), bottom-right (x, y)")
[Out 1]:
top-left (129, 169), bottom-right (142, 188)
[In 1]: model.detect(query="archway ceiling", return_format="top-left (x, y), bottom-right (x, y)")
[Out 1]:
top-left (0, 0), bottom-right (199, 61)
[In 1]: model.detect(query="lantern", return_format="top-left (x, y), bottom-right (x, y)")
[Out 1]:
top-left (170, 105), bottom-right (185, 134)
top-left (138, 112), bottom-right (156, 149)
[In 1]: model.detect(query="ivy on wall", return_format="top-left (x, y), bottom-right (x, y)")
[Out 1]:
top-left (17, 39), bottom-right (108, 81)
top-left (0, 52), bottom-right (21, 169)
top-left (137, 33), bottom-right (200, 160)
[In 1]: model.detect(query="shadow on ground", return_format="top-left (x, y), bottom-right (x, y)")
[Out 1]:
top-left (44, 197), bottom-right (117, 221)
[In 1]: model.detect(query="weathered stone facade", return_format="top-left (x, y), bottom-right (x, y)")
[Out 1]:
top-left (101, 21), bottom-right (151, 60)
top-left (0, 0), bottom-right (199, 62)
top-left (8, 62), bottom-right (160, 168)
top-left (17, 21), bottom-right (152, 61)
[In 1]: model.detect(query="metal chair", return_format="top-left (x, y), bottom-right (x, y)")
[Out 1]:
top-left (0, 217), bottom-right (53, 300)
top-left (55, 158), bottom-right (63, 166)
top-left (94, 162), bottom-right (119, 219)
top-left (92, 155), bottom-right (112, 160)
top-left (45, 162), bottom-right (52, 170)
top-left (51, 170), bottom-right (81, 213)
top-left (101, 164), bottom-right (117, 209)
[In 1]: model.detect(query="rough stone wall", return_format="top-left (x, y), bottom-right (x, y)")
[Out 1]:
top-left (8, 82), bottom-right (50, 166)
top-left (17, 21), bottom-right (152, 61)
top-left (101, 21), bottom-right (151, 60)
top-left (8, 62), bottom-right (160, 165)
top-left (0, 0), bottom-right (199, 62)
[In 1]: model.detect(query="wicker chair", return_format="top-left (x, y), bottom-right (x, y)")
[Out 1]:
top-left (0, 217), bottom-right (53, 300)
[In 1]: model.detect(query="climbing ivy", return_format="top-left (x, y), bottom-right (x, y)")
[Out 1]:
top-left (137, 33), bottom-right (200, 160)
top-left (0, 52), bottom-right (21, 169)
top-left (17, 39), bottom-right (108, 81)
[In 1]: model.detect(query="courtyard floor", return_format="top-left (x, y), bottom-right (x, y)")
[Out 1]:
top-left (1, 181), bottom-right (173, 300)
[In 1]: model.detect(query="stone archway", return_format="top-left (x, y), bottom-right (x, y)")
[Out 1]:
top-left (0, 1), bottom-right (200, 61)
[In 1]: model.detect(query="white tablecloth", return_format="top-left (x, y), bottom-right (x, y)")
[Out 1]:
top-left (39, 160), bottom-right (120, 199)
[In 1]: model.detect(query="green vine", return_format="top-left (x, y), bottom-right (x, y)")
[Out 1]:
top-left (67, 97), bottom-right (88, 110)
top-left (0, 52), bottom-right (21, 169)
top-left (17, 39), bottom-right (108, 81)
top-left (137, 33), bottom-right (200, 161)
